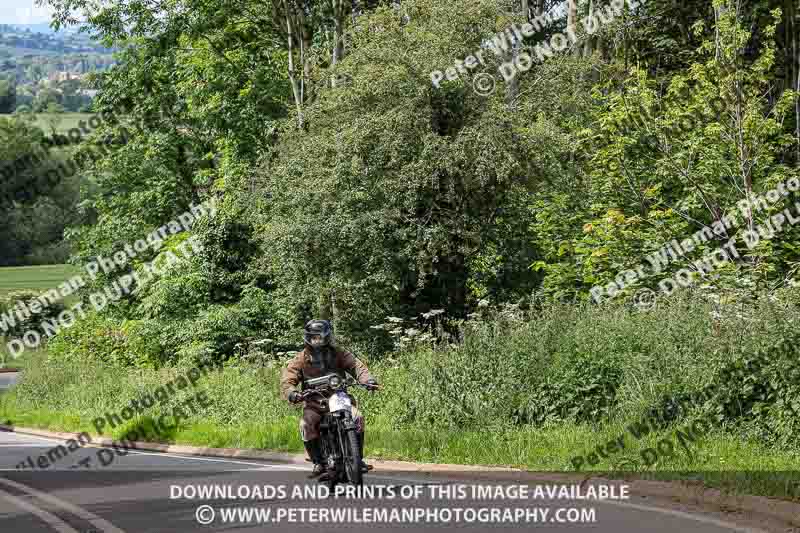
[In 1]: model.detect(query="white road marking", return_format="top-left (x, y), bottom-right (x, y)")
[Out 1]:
top-left (100, 448), bottom-right (309, 470)
top-left (0, 432), bottom-right (66, 444)
top-left (0, 485), bottom-right (79, 533)
top-left (596, 498), bottom-right (769, 533)
top-left (1, 430), bottom-right (308, 470)
top-left (0, 431), bottom-right (779, 531)
top-left (369, 474), bottom-right (449, 485)
top-left (0, 477), bottom-right (126, 533)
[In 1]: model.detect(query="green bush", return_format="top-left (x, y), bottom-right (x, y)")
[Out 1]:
top-left (30, 292), bottom-right (800, 450)
top-left (376, 294), bottom-right (799, 449)
top-left (699, 326), bottom-right (800, 448)
top-left (47, 312), bottom-right (134, 366)
top-left (49, 280), bottom-right (295, 369)
top-left (0, 290), bottom-right (66, 341)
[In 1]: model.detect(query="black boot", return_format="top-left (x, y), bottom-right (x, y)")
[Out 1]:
top-left (358, 432), bottom-right (372, 472)
top-left (304, 439), bottom-right (324, 478)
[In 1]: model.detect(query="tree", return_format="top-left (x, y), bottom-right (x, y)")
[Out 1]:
top-left (538, 2), bottom-right (800, 300)
top-left (254, 0), bottom-right (550, 331)
top-left (32, 88), bottom-right (62, 112)
top-left (0, 77), bottom-right (16, 113)
top-left (0, 117), bottom-right (80, 266)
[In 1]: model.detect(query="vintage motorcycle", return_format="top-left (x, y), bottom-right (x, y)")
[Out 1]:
top-left (299, 373), bottom-right (376, 488)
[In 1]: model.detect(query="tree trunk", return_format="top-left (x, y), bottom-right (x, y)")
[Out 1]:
top-left (734, 59), bottom-right (753, 233)
top-left (331, 0), bottom-right (346, 66)
top-left (274, 0), bottom-right (316, 129)
top-left (567, 0), bottom-right (579, 56)
top-left (302, 25), bottom-right (312, 99)
top-left (318, 288), bottom-right (333, 320)
top-left (331, 0), bottom-right (348, 87)
top-left (283, 1), bottom-right (305, 129)
top-left (505, 42), bottom-right (520, 108)
top-left (714, 3), bottom-right (726, 61)
top-left (583, 0), bottom-right (593, 57)
top-left (789, 0), bottom-right (800, 160)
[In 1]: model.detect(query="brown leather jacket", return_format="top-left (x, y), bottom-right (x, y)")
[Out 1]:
top-left (280, 346), bottom-right (374, 405)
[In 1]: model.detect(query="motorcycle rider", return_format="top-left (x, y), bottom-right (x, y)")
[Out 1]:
top-left (280, 319), bottom-right (380, 477)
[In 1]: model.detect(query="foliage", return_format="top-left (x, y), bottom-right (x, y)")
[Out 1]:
top-left (253, 0), bottom-right (553, 340)
top-left (0, 290), bottom-right (66, 341)
top-left (0, 116), bottom-right (83, 266)
top-left (16, 0), bottom-right (799, 474)
top-left (536, 5), bottom-right (800, 300)
top-left (13, 293), bottom-right (800, 457)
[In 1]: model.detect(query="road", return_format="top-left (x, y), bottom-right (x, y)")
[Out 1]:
top-left (0, 372), bottom-right (790, 533)
top-left (0, 428), bottom-right (784, 533)
top-left (0, 371), bottom-right (20, 392)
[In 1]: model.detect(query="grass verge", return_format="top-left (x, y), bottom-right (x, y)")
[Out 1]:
top-left (1, 351), bottom-right (798, 504)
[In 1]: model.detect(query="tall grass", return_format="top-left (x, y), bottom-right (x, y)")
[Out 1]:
top-left (1, 293), bottom-right (799, 500)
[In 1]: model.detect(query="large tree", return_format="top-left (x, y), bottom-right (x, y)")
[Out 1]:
top-left (0, 117), bottom-right (81, 265)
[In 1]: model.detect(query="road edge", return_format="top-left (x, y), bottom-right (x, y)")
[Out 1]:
top-left (1, 423), bottom-right (798, 527)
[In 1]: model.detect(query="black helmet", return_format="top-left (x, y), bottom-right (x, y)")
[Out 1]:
top-left (304, 319), bottom-right (333, 348)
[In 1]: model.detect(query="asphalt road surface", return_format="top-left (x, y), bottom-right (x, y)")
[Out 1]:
top-left (0, 371), bottom-right (20, 392)
top-left (0, 372), bottom-right (789, 533)
top-left (0, 429), bottom-right (785, 533)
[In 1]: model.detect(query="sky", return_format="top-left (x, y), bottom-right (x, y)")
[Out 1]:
top-left (0, 0), bottom-right (55, 25)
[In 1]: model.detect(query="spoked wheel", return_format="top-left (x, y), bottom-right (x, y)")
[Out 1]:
top-left (325, 468), bottom-right (337, 491)
top-left (344, 429), bottom-right (363, 487)
top-left (320, 437), bottom-right (338, 491)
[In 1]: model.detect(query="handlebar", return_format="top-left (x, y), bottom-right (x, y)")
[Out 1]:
top-left (300, 382), bottom-right (378, 400)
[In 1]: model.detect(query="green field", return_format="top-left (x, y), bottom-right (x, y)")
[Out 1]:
top-left (0, 264), bottom-right (80, 297)
top-left (0, 264), bottom-right (79, 367)
top-left (30, 113), bottom-right (95, 135)
top-left (0, 112), bottom-right (95, 135)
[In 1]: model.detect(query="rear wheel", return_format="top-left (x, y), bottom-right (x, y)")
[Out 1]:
top-left (344, 429), bottom-right (362, 487)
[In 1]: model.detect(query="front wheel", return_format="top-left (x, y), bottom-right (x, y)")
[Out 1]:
top-left (344, 429), bottom-right (362, 487)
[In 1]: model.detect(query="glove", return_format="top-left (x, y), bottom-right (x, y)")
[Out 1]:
top-left (366, 379), bottom-right (379, 391)
top-left (288, 391), bottom-right (302, 404)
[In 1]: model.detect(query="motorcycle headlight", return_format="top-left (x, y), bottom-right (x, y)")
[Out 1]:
top-left (329, 375), bottom-right (341, 388)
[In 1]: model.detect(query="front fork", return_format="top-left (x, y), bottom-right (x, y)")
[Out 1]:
top-left (324, 410), bottom-right (358, 470)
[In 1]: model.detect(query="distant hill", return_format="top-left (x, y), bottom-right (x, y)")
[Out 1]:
top-left (0, 23), bottom-right (115, 113)
top-left (0, 24), bottom-right (113, 56)
top-left (8, 23), bottom-right (81, 35)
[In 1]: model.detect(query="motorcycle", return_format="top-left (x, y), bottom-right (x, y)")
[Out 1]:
top-left (299, 373), bottom-right (375, 489)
